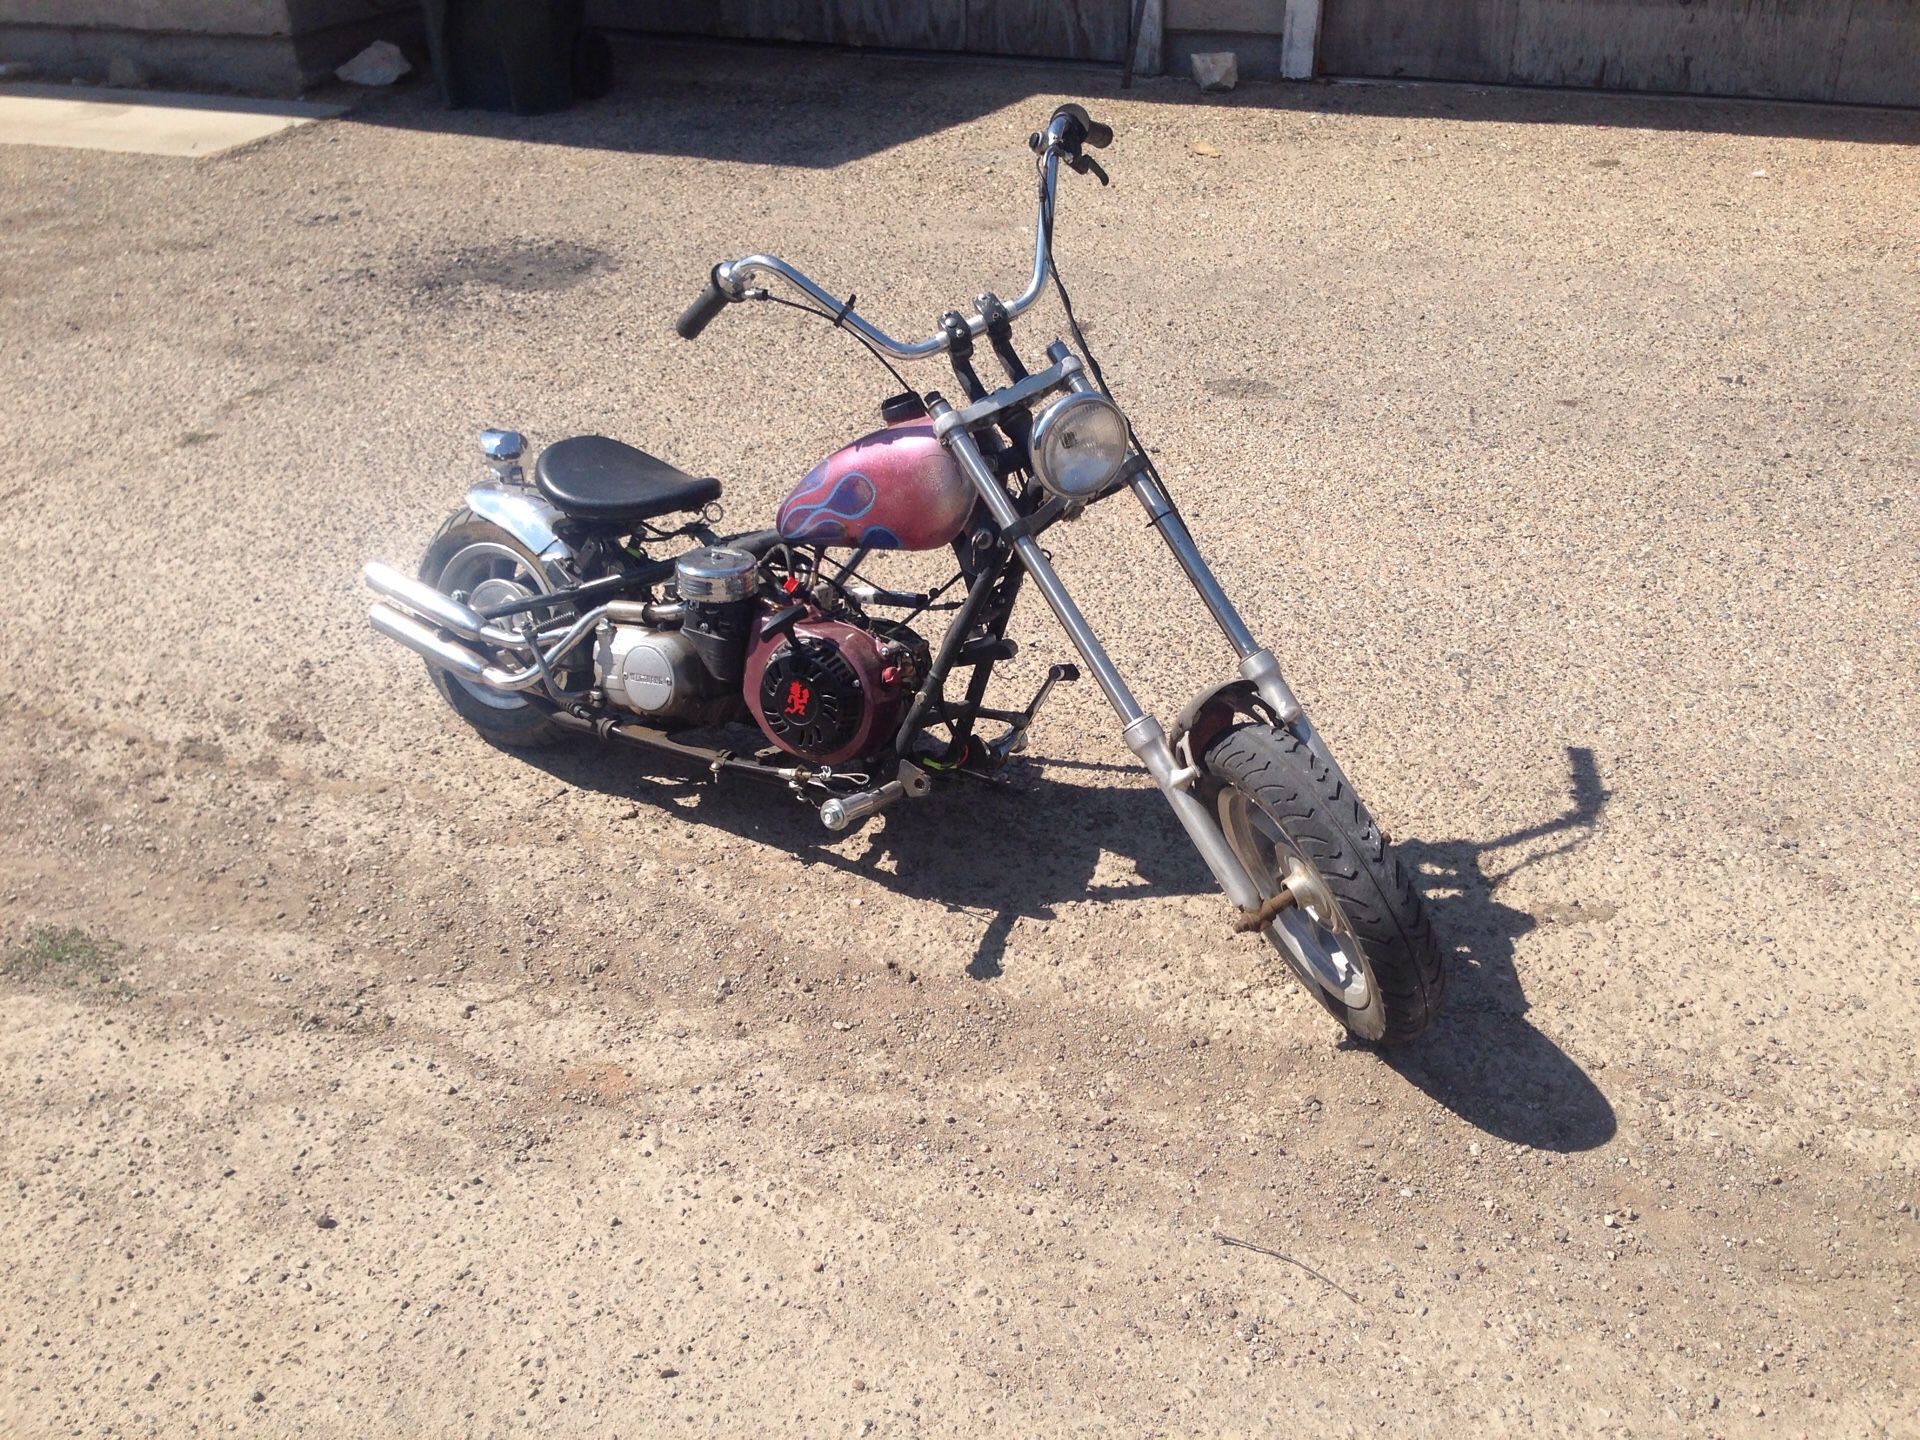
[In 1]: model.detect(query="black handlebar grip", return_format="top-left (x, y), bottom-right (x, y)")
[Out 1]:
top-left (675, 269), bottom-right (729, 340)
top-left (1052, 103), bottom-right (1114, 150)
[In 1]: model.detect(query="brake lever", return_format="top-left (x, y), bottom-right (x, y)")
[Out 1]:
top-left (1068, 153), bottom-right (1110, 187)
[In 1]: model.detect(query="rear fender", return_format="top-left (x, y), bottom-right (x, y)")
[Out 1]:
top-left (464, 483), bottom-right (577, 586)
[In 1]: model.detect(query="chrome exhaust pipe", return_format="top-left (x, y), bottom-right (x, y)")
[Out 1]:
top-left (369, 603), bottom-right (499, 685)
top-left (364, 562), bottom-right (491, 641)
top-left (364, 563), bottom-right (673, 697)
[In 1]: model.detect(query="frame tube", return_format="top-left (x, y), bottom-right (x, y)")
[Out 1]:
top-left (893, 557), bottom-right (1005, 754)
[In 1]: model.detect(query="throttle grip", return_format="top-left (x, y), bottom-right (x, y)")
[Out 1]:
top-left (675, 268), bottom-right (730, 339)
top-left (1050, 103), bottom-right (1114, 151)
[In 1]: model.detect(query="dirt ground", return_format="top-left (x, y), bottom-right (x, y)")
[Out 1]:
top-left (2, 41), bottom-right (1917, 1439)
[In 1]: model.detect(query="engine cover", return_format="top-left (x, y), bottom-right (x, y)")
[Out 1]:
top-left (596, 624), bottom-right (731, 725)
top-left (742, 611), bottom-right (906, 766)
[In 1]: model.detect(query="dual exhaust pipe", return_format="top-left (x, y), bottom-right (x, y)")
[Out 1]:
top-left (363, 563), bottom-right (681, 697)
top-left (368, 603), bottom-right (509, 688)
top-left (363, 562), bottom-right (538, 693)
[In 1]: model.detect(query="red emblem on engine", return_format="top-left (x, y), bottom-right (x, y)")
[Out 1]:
top-left (783, 681), bottom-right (812, 717)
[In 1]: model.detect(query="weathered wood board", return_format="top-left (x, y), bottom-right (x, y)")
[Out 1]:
top-left (1317, 0), bottom-right (1920, 106)
top-left (623, 0), bottom-right (1132, 62)
top-left (631, 1), bottom-right (966, 51)
top-left (966, 0), bottom-right (1132, 62)
top-left (1319, 0), bottom-right (1517, 81)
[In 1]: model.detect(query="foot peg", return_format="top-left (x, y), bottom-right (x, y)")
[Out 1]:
top-left (820, 786), bottom-right (899, 832)
top-left (1028, 661), bottom-right (1079, 715)
top-left (819, 762), bottom-right (932, 832)
top-left (992, 662), bottom-right (1079, 757)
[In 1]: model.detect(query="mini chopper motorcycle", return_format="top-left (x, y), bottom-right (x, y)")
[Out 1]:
top-left (363, 106), bottom-right (1444, 1043)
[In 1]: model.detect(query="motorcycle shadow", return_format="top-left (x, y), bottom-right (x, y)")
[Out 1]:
top-left (531, 738), bottom-right (1218, 980)
top-left (525, 738), bottom-right (1617, 1152)
top-left (1380, 746), bottom-right (1618, 1152)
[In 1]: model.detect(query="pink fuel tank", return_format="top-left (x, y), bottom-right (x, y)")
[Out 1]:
top-left (776, 420), bottom-right (975, 552)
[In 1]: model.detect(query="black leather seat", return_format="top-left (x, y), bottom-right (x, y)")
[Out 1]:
top-left (534, 436), bottom-right (721, 526)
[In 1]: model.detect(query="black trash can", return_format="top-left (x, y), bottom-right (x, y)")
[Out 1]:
top-left (420, 0), bottom-right (610, 115)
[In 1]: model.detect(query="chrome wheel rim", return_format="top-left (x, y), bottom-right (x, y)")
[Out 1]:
top-left (432, 540), bottom-right (545, 711)
top-left (1216, 789), bottom-right (1374, 1010)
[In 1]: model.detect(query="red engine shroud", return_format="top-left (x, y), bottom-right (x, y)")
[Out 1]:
top-left (776, 419), bottom-right (975, 552)
top-left (740, 608), bottom-right (906, 766)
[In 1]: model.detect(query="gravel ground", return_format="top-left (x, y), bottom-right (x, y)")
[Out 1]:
top-left (2, 40), bottom-right (1917, 1438)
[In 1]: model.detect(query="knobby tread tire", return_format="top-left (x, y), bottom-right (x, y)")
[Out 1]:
top-left (415, 509), bottom-right (568, 750)
top-left (1202, 723), bottom-right (1444, 1044)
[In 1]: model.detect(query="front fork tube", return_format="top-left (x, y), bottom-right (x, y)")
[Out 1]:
top-left (931, 406), bottom-right (1263, 912)
top-left (1125, 467), bottom-right (1361, 799)
top-left (1051, 354), bottom-right (1362, 799)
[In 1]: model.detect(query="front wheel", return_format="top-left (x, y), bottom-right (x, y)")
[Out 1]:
top-left (1201, 723), bottom-right (1444, 1044)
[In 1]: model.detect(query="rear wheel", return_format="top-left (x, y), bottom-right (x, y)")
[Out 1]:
top-left (416, 509), bottom-right (569, 749)
top-left (1201, 722), bottom-right (1444, 1044)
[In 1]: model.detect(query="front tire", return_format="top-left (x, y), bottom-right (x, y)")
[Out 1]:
top-left (1201, 723), bottom-right (1444, 1044)
top-left (416, 509), bottom-right (570, 749)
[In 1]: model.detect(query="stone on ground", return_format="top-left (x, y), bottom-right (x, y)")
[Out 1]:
top-left (336, 40), bottom-right (411, 87)
top-left (1191, 51), bottom-right (1237, 92)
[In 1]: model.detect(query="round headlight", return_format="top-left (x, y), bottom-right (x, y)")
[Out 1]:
top-left (1032, 392), bottom-right (1129, 500)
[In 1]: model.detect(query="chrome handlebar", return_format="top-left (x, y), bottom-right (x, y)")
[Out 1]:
top-left (706, 144), bottom-right (1067, 362)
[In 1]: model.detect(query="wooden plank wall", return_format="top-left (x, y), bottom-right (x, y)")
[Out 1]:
top-left (965, 0), bottom-right (1132, 62)
top-left (631, 1), bottom-right (964, 51)
top-left (1316, 0), bottom-right (1920, 106)
top-left (626, 0), bottom-right (1132, 63)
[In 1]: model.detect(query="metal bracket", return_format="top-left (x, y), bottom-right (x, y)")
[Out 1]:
top-left (938, 310), bottom-right (974, 361)
top-left (931, 354), bottom-right (1082, 439)
top-left (998, 496), bottom-right (1066, 544)
top-left (1168, 729), bottom-right (1202, 790)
